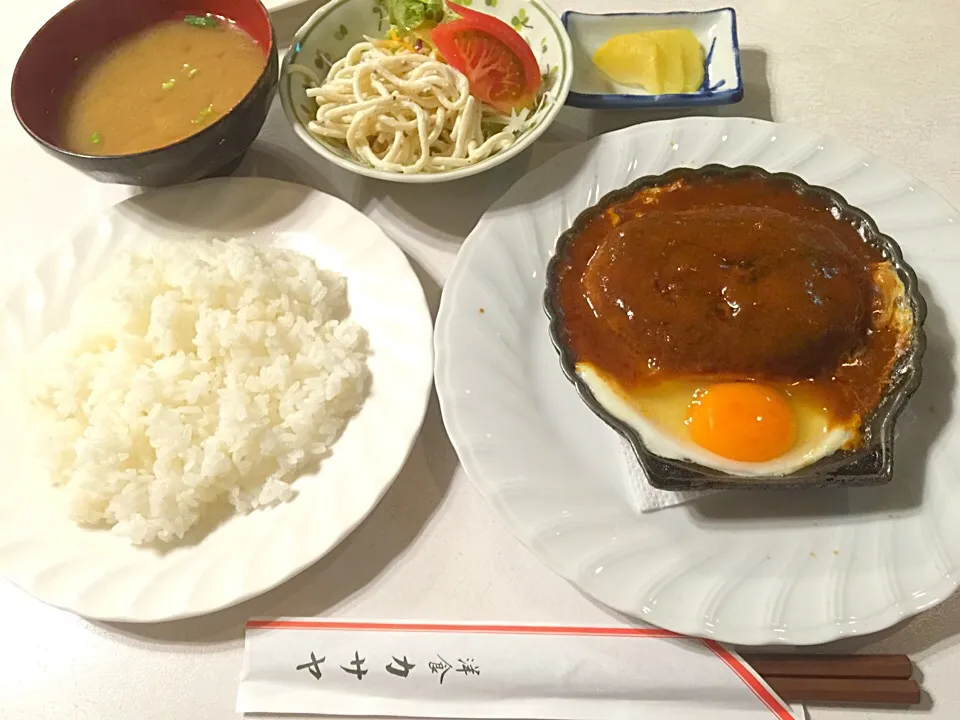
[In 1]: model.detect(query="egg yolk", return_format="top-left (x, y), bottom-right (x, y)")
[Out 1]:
top-left (686, 383), bottom-right (797, 462)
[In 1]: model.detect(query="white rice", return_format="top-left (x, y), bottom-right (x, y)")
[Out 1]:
top-left (26, 238), bottom-right (369, 545)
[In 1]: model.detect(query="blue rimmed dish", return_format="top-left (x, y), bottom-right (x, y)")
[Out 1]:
top-left (562, 7), bottom-right (742, 110)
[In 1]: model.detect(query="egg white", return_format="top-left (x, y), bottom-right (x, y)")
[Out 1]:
top-left (578, 364), bottom-right (852, 477)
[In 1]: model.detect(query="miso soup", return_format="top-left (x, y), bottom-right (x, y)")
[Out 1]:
top-left (61, 14), bottom-right (266, 156)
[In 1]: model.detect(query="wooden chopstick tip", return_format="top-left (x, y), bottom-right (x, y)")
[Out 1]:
top-left (765, 676), bottom-right (922, 706)
top-left (742, 653), bottom-right (913, 680)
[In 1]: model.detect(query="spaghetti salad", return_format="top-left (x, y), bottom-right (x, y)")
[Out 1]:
top-left (290, 2), bottom-right (552, 174)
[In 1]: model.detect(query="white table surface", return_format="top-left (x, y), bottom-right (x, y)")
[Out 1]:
top-left (2, 1), bottom-right (959, 718)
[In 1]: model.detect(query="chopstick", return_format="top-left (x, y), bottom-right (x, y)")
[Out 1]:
top-left (739, 654), bottom-right (922, 706)
top-left (764, 676), bottom-right (921, 705)
top-left (742, 653), bottom-right (913, 679)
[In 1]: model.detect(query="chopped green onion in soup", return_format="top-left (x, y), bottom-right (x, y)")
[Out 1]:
top-left (192, 104), bottom-right (216, 125)
top-left (183, 14), bottom-right (219, 29)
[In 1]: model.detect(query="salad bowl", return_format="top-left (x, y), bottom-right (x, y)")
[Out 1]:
top-left (279, 0), bottom-right (573, 183)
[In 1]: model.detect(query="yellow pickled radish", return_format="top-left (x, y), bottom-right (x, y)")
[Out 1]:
top-left (592, 32), bottom-right (664, 93)
top-left (657, 33), bottom-right (686, 94)
top-left (592, 29), bottom-right (705, 94)
top-left (667, 29), bottom-right (706, 92)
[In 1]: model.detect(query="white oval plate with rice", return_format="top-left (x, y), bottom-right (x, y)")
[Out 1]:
top-left (0, 177), bottom-right (433, 622)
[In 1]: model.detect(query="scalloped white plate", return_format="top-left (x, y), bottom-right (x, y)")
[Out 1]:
top-left (0, 177), bottom-right (433, 622)
top-left (435, 116), bottom-right (960, 645)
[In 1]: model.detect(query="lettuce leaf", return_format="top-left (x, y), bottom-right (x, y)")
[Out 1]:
top-left (386, 0), bottom-right (445, 31)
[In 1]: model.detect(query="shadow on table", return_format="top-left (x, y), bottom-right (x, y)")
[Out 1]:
top-left (98, 259), bottom-right (459, 646)
top-left (367, 154), bottom-right (537, 250)
top-left (269, 0), bottom-right (329, 48)
top-left (237, 139), bottom-right (357, 205)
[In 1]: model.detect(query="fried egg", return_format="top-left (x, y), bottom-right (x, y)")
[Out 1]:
top-left (579, 365), bottom-right (854, 476)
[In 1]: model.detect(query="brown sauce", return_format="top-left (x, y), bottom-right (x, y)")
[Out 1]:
top-left (554, 174), bottom-right (905, 424)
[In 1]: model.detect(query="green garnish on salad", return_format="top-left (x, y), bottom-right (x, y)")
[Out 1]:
top-left (183, 14), bottom-right (219, 29)
top-left (385, 0), bottom-right (446, 31)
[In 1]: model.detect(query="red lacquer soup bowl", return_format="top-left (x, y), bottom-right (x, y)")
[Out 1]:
top-left (11, 0), bottom-right (278, 187)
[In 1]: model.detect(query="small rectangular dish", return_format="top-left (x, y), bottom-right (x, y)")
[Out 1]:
top-left (562, 7), bottom-right (743, 110)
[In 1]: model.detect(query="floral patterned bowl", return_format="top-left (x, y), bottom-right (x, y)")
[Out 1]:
top-left (279, 0), bottom-right (572, 183)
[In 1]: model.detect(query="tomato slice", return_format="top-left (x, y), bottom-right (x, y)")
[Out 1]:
top-left (431, 2), bottom-right (542, 113)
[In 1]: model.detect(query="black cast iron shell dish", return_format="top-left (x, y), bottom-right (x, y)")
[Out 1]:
top-left (543, 164), bottom-right (928, 491)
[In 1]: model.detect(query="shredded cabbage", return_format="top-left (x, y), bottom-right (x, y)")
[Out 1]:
top-left (386, 0), bottom-right (445, 31)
